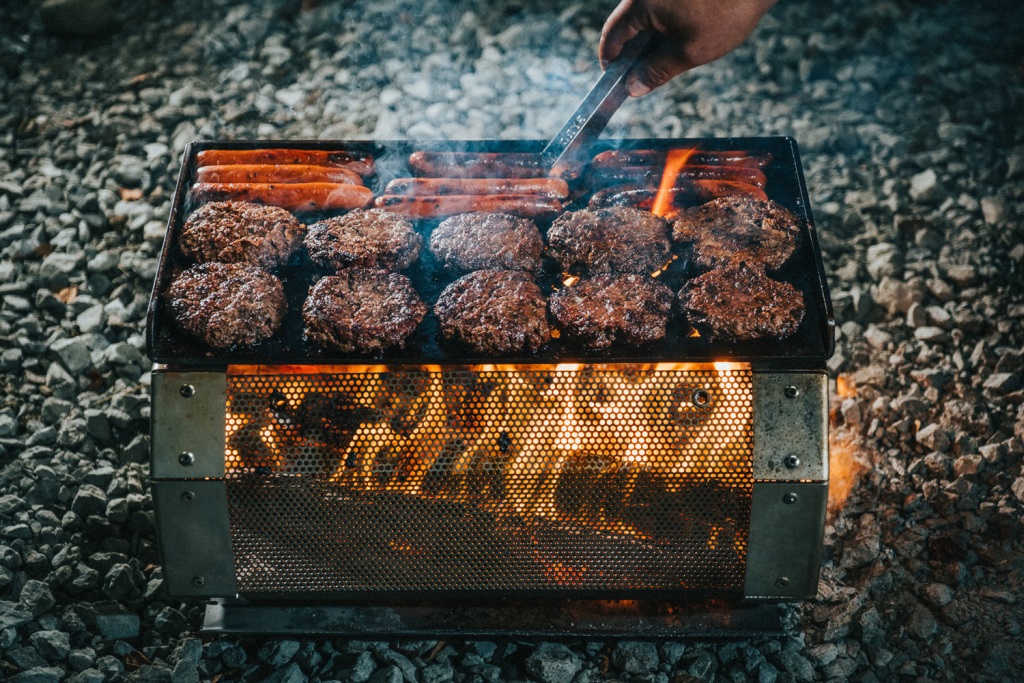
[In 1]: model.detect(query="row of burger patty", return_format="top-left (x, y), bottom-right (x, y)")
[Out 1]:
top-left (164, 197), bottom-right (806, 354)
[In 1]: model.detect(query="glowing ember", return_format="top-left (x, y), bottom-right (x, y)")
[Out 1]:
top-left (651, 148), bottom-right (697, 217)
top-left (827, 432), bottom-right (867, 519)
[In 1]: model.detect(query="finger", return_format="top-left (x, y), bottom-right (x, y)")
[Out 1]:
top-left (599, 0), bottom-right (644, 69)
top-left (625, 46), bottom-right (694, 97)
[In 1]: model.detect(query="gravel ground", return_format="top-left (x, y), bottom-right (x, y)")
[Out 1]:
top-left (2, 0), bottom-right (1023, 680)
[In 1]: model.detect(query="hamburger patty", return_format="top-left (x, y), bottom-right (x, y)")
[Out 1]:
top-left (305, 208), bottom-right (422, 271)
top-left (547, 207), bottom-right (671, 274)
top-left (680, 264), bottom-right (805, 340)
top-left (434, 269), bottom-right (550, 355)
top-left (302, 268), bottom-right (427, 353)
top-left (671, 196), bottom-right (800, 271)
top-left (165, 262), bottom-right (286, 348)
top-left (550, 273), bottom-right (673, 349)
top-left (179, 201), bottom-right (305, 269)
top-left (429, 212), bottom-right (543, 273)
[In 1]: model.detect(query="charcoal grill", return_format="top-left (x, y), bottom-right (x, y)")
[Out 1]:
top-left (148, 138), bottom-right (833, 635)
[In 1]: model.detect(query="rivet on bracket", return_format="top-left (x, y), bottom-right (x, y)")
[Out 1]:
top-left (782, 492), bottom-right (799, 505)
top-left (180, 384), bottom-right (195, 398)
top-left (178, 452), bottom-right (195, 466)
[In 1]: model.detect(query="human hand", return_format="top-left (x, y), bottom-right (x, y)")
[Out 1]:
top-left (600, 0), bottom-right (779, 97)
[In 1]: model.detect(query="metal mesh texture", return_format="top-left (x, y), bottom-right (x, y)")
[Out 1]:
top-left (223, 365), bottom-right (754, 596)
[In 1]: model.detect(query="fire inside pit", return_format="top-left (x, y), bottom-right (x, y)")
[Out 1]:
top-left (148, 138), bottom-right (832, 618)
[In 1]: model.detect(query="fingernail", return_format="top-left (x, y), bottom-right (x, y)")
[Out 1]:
top-left (626, 76), bottom-right (651, 98)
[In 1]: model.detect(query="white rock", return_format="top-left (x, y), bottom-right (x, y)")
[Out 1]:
top-left (274, 89), bottom-right (306, 108)
top-left (909, 169), bottom-right (943, 204)
top-left (906, 303), bottom-right (927, 328)
top-left (914, 326), bottom-right (949, 343)
top-left (980, 197), bottom-right (1007, 225)
top-left (926, 306), bottom-right (953, 329)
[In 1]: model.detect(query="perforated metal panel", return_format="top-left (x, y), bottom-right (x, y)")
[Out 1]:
top-left (222, 364), bottom-right (754, 597)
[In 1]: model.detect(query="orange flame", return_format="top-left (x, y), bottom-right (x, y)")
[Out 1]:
top-left (827, 432), bottom-right (866, 519)
top-left (651, 148), bottom-right (697, 217)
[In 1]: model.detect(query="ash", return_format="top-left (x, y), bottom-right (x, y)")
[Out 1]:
top-left (1, 0), bottom-right (1022, 681)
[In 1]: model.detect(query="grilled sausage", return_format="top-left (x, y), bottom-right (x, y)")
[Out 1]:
top-left (408, 151), bottom-right (546, 178)
top-left (195, 149), bottom-right (375, 177)
top-left (588, 164), bottom-right (768, 189)
top-left (591, 149), bottom-right (773, 170)
top-left (195, 164), bottom-right (363, 185)
top-left (373, 194), bottom-right (562, 219)
top-left (589, 180), bottom-right (768, 210)
top-left (191, 182), bottom-right (373, 212)
top-left (383, 177), bottom-right (569, 199)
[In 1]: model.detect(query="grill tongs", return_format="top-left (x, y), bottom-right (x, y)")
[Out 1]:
top-left (544, 32), bottom-right (658, 178)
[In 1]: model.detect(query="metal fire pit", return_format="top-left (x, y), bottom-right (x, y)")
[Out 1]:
top-left (148, 138), bottom-right (832, 636)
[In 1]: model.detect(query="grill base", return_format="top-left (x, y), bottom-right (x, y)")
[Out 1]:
top-left (201, 598), bottom-right (784, 638)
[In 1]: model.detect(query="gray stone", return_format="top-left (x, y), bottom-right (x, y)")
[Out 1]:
top-left (914, 326), bottom-right (949, 343)
top-left (906, 603), bottom-right (938, 639)
top-left (350, 651), bottom-right (377, 683)
top-left (611, 641), bottom-right (659, 674)
top-left (980, 197), bottom-right (1007, 225)
top-left (10, 668), bottom-right (64, 683)
top-left (76, 305), bottom-right (106, 334)
top-left (50, 337), bottom-right (92, 374)
top-left (68, 671), bottom-right (107, 683)
top-left (922, 583), bottom-right (954, 608)
top-left (866, 242), bottom-right (900, 281)
top-left (20, 580), bottom-right (56, 617)
top-left (874, 277), bottom-right (922, 315)
top-left (906, 302), bottom-right (927, 328)
top-left (916, 424), bottom-right (951, 452)
top-left (909, 169), bottom-right (943, 203)
top-left (524, 643), bottom-right (582, 683)
top-left (262, 662), bottom-right (307, 683)
top-left (945, 264), bottom-right (978, 286)
top-left (983, 373), bottom-right (1021, 394)
top-left (777, 650), bottom-right (815, 680)
top-left (125, 665), bottom-right (173, 683)
top-left (259, 640), bottom-right (301, 667)
top-left (0, 411), bottom-right (17, 437)
top-left (30, 629), bottom-right (71, 660)
top-left (421, 663), bottom-right (453, 683)
top-left (70, 485), bottom-right (108, 517)
top-left (95, 612), bottom-right (140, 639)
top-left (0, 600), bottom-right (33, 629)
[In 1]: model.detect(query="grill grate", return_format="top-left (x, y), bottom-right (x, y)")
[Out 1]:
top-left (223, 365), bottom-right (754, 596)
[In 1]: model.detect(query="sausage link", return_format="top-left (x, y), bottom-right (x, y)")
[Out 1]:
top-left (408, 151), bottom-right (546, 178)
top-left (195, 164), bottom-right (363, 185)
top-left (195, 149), bottom-right (375, 176)
top-left (588, 164), bottom-right (768, 189)
top-left (383, 177), bottom-right (569, 199)
top-left (373, 194), bottom-right (562, 219)
top-left (190, 182), bottom-right (373, 212)
top-left (591, 149), bottom-right (773, 169)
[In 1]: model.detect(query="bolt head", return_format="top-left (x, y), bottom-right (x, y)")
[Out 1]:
top-left (784, 385), bottom-right (799, 399)
top-left (782, 492), bottom-right (799, 505)
top-left (178, 452), bottom-right (195, 466)
top-left (180, 384), bottom-right (195, 398)
top-left (783, 454), bottom-right (801, 469)
top-left (192, 576), bottom-right (206, 587)
top-left (691, 388), bottom-right (711, 407)
top-left (775, 577), bottom-right (790, 588)
top-left (181, 491), bottom-right (196, 503)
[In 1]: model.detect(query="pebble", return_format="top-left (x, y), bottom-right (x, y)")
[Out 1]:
top-left (525, 643), bottom-right (582, 683)
top-left (611, 641), bottom-right (659, 674)
top-left (909, 169), bottom-right (943, 203)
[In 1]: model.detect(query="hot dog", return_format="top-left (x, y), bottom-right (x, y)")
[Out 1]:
top-left (383, 177), bottom-right (569, 199)
top-left (195, 164), bottom-right (363, 185)
top-left (373, 194), bottom-right (562, 219)
top-left (588, 164), bottom-right (768, 189)
top-left (589, 180), bottom-right (769, 211)
top-left (190, 182), bottom-right (373, 212)
top-left (591, 149), bottom-right (773, 170)
top-left (195, 149), bottom-right (375, 177)
top-left (408, 151), bottom-right (546, 178)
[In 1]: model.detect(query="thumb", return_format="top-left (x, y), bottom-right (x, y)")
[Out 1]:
top-left (626, 46), bottom-right (693, 97)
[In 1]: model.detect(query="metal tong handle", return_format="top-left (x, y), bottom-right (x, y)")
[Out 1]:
top-left (544, 32), bottom-right (657, 176)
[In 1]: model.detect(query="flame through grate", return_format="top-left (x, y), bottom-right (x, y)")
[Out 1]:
top-left (223, 364), bottom-right (754, 596)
